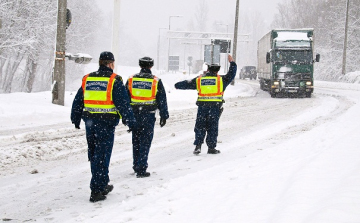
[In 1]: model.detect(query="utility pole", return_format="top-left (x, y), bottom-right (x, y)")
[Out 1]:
top-left (342, 0), bottom-right (350, 75)
top-left (231, 0), bottom-right (240, 85)
top-left (112, 0), bottom-right (121, 73)
top-left (52, 0), bottom-right (67, 105)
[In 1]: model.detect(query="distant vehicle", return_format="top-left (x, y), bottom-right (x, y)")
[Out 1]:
top-left (257, 28), bottom-right (320, 98)
top-left (239, 66), bottom-right (257, 80)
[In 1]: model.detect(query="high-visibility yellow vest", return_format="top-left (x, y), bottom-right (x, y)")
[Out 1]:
top-left (128, 76), bottom-right (159, 106)
top-left (82, 73), bottom-right (118, 114)
top-left (196, 75), bottom-right (224, 102)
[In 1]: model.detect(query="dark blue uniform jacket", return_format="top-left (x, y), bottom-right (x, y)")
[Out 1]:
top-left (125, 68), bottom-right (169, 120)
top-left (174, 61), bottom-right (237, 107)
top-left (71, 65), bottom-right (136, 128)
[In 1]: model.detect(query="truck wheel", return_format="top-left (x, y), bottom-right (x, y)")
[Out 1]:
top-left (305, 93), bottom-right (312, 98)
top-left (270, 92), bottom-right (277, 98)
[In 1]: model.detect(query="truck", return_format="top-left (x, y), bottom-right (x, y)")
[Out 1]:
top-left (257, 29), bottom-right (320, 98)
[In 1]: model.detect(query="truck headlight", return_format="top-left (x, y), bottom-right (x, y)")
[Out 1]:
top-left (273, 81), bottom-right (280, 85)
top-left (306, 81), bottom-right (312, 86)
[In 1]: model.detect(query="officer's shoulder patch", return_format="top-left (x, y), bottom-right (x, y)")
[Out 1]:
top-left (115, 75), bottom-right (123, 82)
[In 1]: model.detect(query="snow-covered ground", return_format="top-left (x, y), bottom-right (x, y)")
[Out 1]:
top-left (0, 65), bottom-right (360, 223)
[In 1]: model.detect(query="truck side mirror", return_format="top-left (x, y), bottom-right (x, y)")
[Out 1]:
top-left (315, 54), bottom-right (320, 62)
top-left (266, 52), bottom-right (271, 64)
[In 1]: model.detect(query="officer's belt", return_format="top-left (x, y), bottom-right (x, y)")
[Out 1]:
top-left (198, 96), bottom-right (223, 100)
top-left (131, 101), bottom-right (156, 105)
top-left (84, 107), bottom-right (118, 113)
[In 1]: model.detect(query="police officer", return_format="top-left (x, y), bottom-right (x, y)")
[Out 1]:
top-left (174, 54), bottom-right (237, 155)
top-left (124, 57), bottom-right (169, 178)
top-left (71, 51), bottom-right (136, 202)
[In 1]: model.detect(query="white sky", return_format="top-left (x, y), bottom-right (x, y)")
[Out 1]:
top-left (95, 0), bottom-right (283, 55)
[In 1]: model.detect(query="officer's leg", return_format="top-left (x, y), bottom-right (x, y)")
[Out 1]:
top-left (85, 119), bottom-right (101, 192)
top-left (206, 107), bottom-right (220, 149)
top-left (132, 126), bottom-right (141, 173)
top-left (101, 124), bottom-right (116, 185)
top-left (87, 120), bottom-right (105, 193)
top-left (90, 122), bottom-right (113, 192)
top-left (85, 119), bottom-right (96, 162)
top-left (194, 107), bottom-right (207, 146)
top-left (138, 113), bottom-right (156, 173)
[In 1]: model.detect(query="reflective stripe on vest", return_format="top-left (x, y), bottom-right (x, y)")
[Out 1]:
top-left (82, 73), bottom-right (118, 114)
top-left (128, 76), bottom-right (158, 106)
top-left (196, 75), bottom-right (224, 102)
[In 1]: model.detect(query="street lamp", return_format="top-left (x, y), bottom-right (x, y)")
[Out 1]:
top-left (157, 28), bottom-right (167, 71)
top-left (167, 15), bottom-right (183, 72)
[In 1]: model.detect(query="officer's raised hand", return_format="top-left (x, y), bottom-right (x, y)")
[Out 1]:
top-left (160, 118), bottom-right (166, 127)
top-left (228, 54), bottom-right (234, 63)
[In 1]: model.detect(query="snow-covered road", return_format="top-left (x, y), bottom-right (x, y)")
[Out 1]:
top-left (1, 77), bottom-right (359, 223)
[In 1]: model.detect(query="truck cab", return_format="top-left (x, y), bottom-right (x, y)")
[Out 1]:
top-left (258, 29), bottom-right (320, 98)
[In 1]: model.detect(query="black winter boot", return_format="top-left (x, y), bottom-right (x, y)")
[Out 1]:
top-left (136, 172), bottom-right (151, 178)
top-left (193, 145), bottom-right (201, 155)
top-left (207, 148), bottom-right (220, 154)
top-left (89, 191), bottom-right (106, 202)
top-left (102, 184), bottom-right (114, 195)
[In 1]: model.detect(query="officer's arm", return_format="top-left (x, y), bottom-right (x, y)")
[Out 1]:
top-left (174, 78), bottom-right (197, 90)
top-left (112, 77), bottom-right (136, 128)
top-left (156, 80), bottom-right (169, 119)
top-left (71, 87), bottom-right (84, 127)
top-left (124, 79), bottom-right (131, 100)
top-left (222, 61), bottom-right (237, 88)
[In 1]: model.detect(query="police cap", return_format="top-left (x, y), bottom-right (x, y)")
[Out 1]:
top-left (139, 57), bottom-right (154, 68)
top-left (208, 63), bottom-right (221, 72)
top-left (99, 51), bottom-right (115, 61)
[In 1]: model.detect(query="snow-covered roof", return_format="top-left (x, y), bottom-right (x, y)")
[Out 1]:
top-left (275, 31), bottom-right (310, 41)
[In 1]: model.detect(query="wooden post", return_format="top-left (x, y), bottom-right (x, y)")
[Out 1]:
top-left (342, 0), bottom-right (350, 75)
top-left (52, 0), bottom-right (67, 105)
top-left (231, 0), bottom-right (240, 85)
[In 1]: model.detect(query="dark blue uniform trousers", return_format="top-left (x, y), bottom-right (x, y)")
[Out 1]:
top-left (194, 106), bottom-right (221, 149)
top-left (132, 111), bottom-right (156, 174)
top-left (84, 118), bottom-right (118, 193)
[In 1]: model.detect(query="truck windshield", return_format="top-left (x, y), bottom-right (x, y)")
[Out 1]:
top-left (275, 40), bottom-right (310, 48)
top-left (274, 50), bottom-right (313, 64)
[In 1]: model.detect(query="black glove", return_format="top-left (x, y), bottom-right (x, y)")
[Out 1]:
top-left (75, 124), bottom-right (80, 129)
top-left (160, 118), bottom-right (166, 127)
top-left (127, 123), bottom-right (138, 133)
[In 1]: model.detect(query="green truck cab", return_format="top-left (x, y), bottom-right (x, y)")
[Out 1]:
top-left (257, 29), bottom-right (320, 98)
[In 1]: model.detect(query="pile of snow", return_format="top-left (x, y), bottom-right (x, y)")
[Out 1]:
top-left (339, 71), bottom-right (360, 84)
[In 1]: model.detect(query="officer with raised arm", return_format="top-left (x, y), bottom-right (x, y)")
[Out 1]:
top-left (174, 55), bottom-right (237, 155)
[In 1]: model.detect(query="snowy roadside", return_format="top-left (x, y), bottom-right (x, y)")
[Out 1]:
top-left (0, 67), bottom-right (360, 222)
